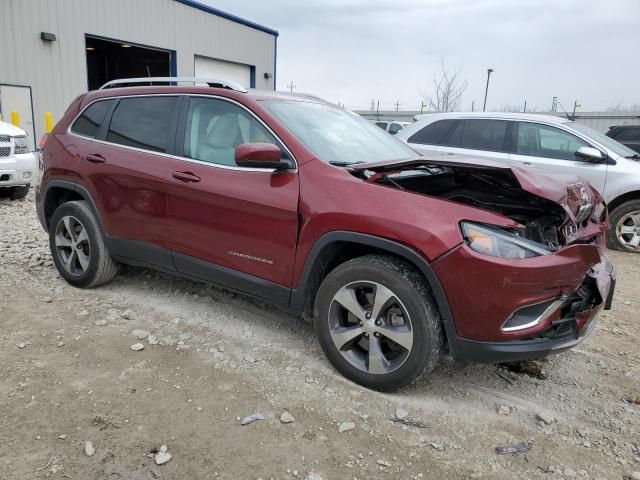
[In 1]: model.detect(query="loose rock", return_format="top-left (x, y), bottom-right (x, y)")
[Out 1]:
top-left (84, 441), bottom-right (95, 457)
top-left (130, 343), bottom-right (144, 351)
top-left (121, 309), bottom-right (136, 320)
top-left (94, 319), bottom-right (107, 326)
top-left (280, 411), bottom-right (295, 424)
top-left (154, 445), bottom-right (172, 465)
top-left (338, 421), bottom-right (355, 433)
top-left (535, 412), bottom-right (555, 425)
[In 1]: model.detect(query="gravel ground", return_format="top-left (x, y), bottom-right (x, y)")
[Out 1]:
top-left (1, 192), bottom-right (639, 480)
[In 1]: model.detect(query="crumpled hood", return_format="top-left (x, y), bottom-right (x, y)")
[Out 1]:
top-left (352, 154), bottom-right (601, 226)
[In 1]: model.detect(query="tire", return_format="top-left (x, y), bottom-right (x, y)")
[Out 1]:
top-left (606, 200), bottom-right (640, 253)
top-left (314, 254), bottom-right (443, 391)
top-left (9, 184), bottom-right (29, 200)
top-left (49, 200), bottom-right (119, 287)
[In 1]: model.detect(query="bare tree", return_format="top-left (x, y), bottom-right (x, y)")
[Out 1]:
top-left (607, 99), bottom-right (624, 112)
top-left (420, 59), bottom-right (467, 112)
top-left (500, 104), bottom-right (538, 113)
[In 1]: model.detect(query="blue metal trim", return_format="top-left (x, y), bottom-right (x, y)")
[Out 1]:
top-left (174, 0), bottom-right (278, 37)
top-left (249, 66), bottom-right (256, 89)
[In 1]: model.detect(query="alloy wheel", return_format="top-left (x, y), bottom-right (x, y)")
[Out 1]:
top-left (616, 211), bottom-right (640, 251)
top-left (54, 215), bottom-right (91, 276)
top-left (328, 281), bottom-right (413, 375)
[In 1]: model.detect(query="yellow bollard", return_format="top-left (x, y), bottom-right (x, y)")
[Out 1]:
top-left (45, 112), bottom-right (53, 133)
top-left (11, 110), bottom-right (20, 127)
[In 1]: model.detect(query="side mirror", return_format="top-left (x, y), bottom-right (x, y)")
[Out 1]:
top-left (575, 146), bottom-right (605, 163)
top-left (235, 142), bottom-right (294, 170)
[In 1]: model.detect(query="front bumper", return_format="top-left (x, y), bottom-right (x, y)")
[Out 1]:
top-left (0, 152), bottom-right (37, 187)
top-left (433, 242), bottom-right (615, 363)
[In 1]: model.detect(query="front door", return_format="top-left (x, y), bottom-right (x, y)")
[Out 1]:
top-left (166, 96), bottom-right (299, 300)
top-left (508, 122), bottom-right (608, 194)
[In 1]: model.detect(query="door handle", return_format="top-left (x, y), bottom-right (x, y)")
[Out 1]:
top-left (86, 153), bottom-right (106, 163)
top-left (172, 171), bottom-right (201, 183)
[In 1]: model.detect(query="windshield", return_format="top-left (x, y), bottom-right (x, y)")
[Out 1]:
top-left (567, 121), bottom-right (638, 158)
top-left (261, 100), bottom-right (417, 165)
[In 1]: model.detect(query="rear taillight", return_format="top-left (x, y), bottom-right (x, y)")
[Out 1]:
top-left (38, 134), bottom-right (48, 150)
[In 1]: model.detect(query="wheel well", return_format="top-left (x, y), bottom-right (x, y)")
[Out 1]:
top-left (43, 187), bottom-right (84, 228)
top-left (607, 190), bottom-right (640, 214)
top-left (300, 241), bottom-right (433, 320)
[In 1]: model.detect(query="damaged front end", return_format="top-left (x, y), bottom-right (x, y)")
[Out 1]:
top-left (351, 156), bottom-right (615, 362)
top-left (351, 156), bottom-right (606, 253)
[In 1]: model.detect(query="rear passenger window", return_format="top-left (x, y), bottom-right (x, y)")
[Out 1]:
top-left (408, 119), bottom-right (456, 145)
top-left (71, 100), bottom-right (115, 138)
top-left (446, 119), bottom-right (508, 151)
top-left (614, 128), bottom-right (640, 141)
top-left (106, 96), bottom-right (178, 153)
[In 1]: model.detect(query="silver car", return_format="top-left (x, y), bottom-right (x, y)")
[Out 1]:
top-left (397, 112), bottom-right (640, 253)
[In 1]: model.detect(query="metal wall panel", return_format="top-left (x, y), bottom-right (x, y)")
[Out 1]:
top-left (0, 0), bottom-right (276, 144)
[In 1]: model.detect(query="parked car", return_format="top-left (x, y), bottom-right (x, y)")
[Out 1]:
top-left (374, 120), bottom-right (411, 135)
top-left (397, 112), bottom-right (640, 253)
top-left (606, 124), bottom-right (640, 154)
top-left (37, 80), bottom-right (614, 391)
top-left (0, 120), bottom-right (37, 199)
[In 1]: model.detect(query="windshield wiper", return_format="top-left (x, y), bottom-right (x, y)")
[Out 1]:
top-left (328, 160), bottom-right (365, 167)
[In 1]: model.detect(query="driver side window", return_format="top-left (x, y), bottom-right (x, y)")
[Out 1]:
top-left (184, 97), bottom-right (279, 167)
top-left (516, 122), bottom-right (589, 161)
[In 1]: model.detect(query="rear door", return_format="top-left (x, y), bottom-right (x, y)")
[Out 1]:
top-left (508, 121), bottom-right (608, 193)
top-left (437, 118), bottom-right (511, 163)
top-left (71, 95), bottom-right (180, 269)
top-left (165, 95), bottom-right (299, 301)
top-left (404, 118), bottom-right (457, 155)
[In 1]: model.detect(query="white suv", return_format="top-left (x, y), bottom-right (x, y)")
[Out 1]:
top-left (0, 120), bottom-right (37, 200)
top-left (397, 112), bottom-right (640, 253)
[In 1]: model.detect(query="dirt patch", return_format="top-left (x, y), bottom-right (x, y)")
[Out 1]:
top-left (1, 193), bottom-right (639, 479)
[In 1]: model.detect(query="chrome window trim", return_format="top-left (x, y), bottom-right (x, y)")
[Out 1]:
top-left (67, 93), bottom-right (298, 174)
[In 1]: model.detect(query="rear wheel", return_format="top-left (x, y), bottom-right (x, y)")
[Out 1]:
top-left (49, 200), bottom-right (119, 287)
top-left (607, 200), bottom-right (640, 253)
top-left (314, 255), bottom-right (443, 391)
top-left (9, 184), bottom-right (29, 200)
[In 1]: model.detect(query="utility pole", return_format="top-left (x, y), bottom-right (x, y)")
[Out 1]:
top-left (420, 100), bottom-right (426, 115)
top-left (286, 81), bottom-right (296, 93)
top-left (394, 100), bottom-right (400, 112)
top-left (523, 100), bottom-right (527, 113)
top-left (471, 100), bottom-right (475, 112)
top-left (551, 96), bottom-right (558, 112)
top-left (571, 100), bottom-right (581, 120)
top-left (376, 100), bottom-right (380, 120)
top-left (483, 68), bottom-right (494, 112)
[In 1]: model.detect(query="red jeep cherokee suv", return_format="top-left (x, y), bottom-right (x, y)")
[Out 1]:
top-left (36, 79), bottom-right (615, 391)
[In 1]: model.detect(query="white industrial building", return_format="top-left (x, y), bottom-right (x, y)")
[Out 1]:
top-left (0, 0), bottom-right (278, 150)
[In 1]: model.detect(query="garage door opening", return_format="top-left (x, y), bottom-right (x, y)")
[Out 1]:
top-left (86, 35), bottom-right (175, 90)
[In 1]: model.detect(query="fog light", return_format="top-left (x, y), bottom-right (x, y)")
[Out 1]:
top-left (23, 171), bottom-right (32, 180)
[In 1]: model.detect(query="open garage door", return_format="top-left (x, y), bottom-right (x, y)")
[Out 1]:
top-left (194, 56), bottom-right (252, 89)
top-left (86, 35), bottom-right (174, 91)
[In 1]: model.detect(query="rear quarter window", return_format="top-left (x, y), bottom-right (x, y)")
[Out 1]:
top-left (613, 128), bottom-right (640, 141)
top-left (71, 99), bottom-right (115, 138)
top-left (407, 119), bottom-right (456, 145)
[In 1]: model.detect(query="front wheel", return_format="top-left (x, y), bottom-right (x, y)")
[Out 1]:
top-left (314, 255), bottom-right (443, 391)
top-left (607, 200), bottom-right (640, 253)
top-left (49, 200), bottom-right (119, 287)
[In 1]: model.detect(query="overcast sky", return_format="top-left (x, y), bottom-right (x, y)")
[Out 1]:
top-left (204, 0), bottom-right (640, 112)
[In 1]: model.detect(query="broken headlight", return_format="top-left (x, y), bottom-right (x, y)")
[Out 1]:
top-left (461, 222), bottom-right (551, 259)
